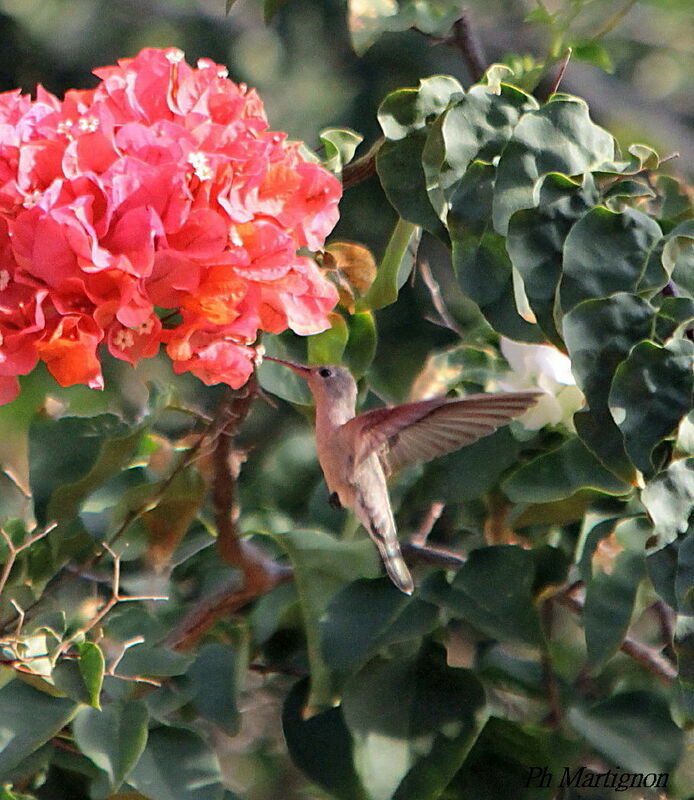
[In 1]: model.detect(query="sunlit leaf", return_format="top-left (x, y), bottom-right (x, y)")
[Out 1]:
top-left (73, 699), bottom-right (149, 793)
top-left (506, 173), bottom-right (596, 346)
top-left (262, 529), bottom-right (380, 710)
top-left (127, 726), bottom-right (226, 800)
top-left (493, 96), bottom-right (615, 234)
top-left (283, 677), bottom-right (367, 800)
top-left (0, 679), bottom-right (78, 774)
top-left (503, 436), bottom-right (631, 503)
top-left (320, 128), bottom-right (364, 174)
top-left (583, 517), bottom-right (651, 669)
top-left (341, 644), bottom-right (486, 800)
top-left (362, 219), bottom-right (421, 310)
top-left (568, 692), bottom-right (683, 774)
top-left (343, 311), bottom-right (377, 378)
top-left (307, 313), bottom-right (349, 366)
top-left (29, 414), bottom-right (141, 526)
top-left (641, 457), bottom-right (694, 548)
top-left (377, 76), bottom-right (462, 239)
top-left (560, 207), bottom-right (664, 314)
top-left (609, 339), bottom-right (694, 475)
top-left (449, 161), bottom-right (543, 341)
top-left (420, 546), bottom-right (564, 646)
top-left (320, 578), bottom-right (439, 678)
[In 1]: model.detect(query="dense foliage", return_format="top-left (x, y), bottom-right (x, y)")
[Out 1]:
top-left (0, 2), bottom-right (692, 799)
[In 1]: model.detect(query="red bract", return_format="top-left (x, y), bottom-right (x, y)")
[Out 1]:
top-left (0, 47), bottom-right (341, 403)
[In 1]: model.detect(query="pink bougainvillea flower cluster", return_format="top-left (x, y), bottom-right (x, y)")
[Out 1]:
top-left (0, 47), bottom-right (341, 403)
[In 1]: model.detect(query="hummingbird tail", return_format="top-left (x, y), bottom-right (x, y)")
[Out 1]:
top-left (367, 520), bottom-right (414, 595)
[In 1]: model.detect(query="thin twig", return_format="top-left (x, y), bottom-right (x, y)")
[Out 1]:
top-left (410, 502), bottom-right (445, 547)
top-left (450, 10), bottom-right (488, 82)
top-left (542, 47), bottom-right (572, 101)
top-left (554, 591), bottom-right (676, 684)
top-left (401, 542), bottom-right (465, 570)
top-left (56, 544), bottom-right (167, 659)
top-left (0, 523), bottom-right (56, 598)
top-left (540, 600), bottom-right (563, 727)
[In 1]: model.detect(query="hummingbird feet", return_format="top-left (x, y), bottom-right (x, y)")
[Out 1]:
top-left (328, 491), bottom-right (342, 509)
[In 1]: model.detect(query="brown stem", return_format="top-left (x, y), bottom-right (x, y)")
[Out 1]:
top-left (341, 137), bottom-right (383, 189)
top-left (165, 372), bottom-right (295, 651)
top-left (212, 378), bottom-right (257, 566)
top-left (450, 10), bottom-right (488, 82)
top-left (539, 47), bottom-right (572, 102)
top-left (541, 600), bottom-right (564, 727)
top-left (554, 591), bottom-right (676, 685)
top-left (165, 563), bottom-right (293, 651)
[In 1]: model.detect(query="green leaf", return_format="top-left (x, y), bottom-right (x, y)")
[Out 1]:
top-left (423, 83), bottom-right (537, 221)
top-left (609, 339), bottom-right (694, 475)
top-left (73, 699), bottom-right (149, 792)
top-left (341, 644), bottom-right (486, 800)
top-left (568, 692), bottom-right (683, 774)
top-left (562, 293), bottom-right (654, 479)
top-left (141, 466), bottom-right (206, 570)
top-left (506, 173), bottom-right (596, 346)
top-left (320, 578), bottom-right (439, 678)
top-left (414, 428), bottom-right (524, 504)
top-left (377, 76), bottom-right (462, 239)
top-left (52, 657), bottom-right (97, 707)
top-left (263, 529), bottom-right (381, 710)
top-left (503, 436), bottom-right (631, 503)
top-left (307, 313), bottom-right (349, 366)
top-left (343, 311), bottom-right (377, 378)
top-left (655, 296), bottom-right (694, 341)
top-left (583, 517), bottom-right (651, 669)
top-left (188, 641), bottom-right (246, 735)
top-left (77, 642), bottom-right (105, 709)
top-left (319, 128), bottom-right (363, 174)
top-left (283, 677), bottom-right (367, 800)
top-left (257, 337), bottom-right (312, 406)
top-left (0, 679), bottom-right (78, 774)
top-left (560, 207), bottom-right (664, 314)
top-left (641, 458), bottom-right (694, 548)
top-left (127, 726), bottom-right (226, 800)
top-left (377, 76), bottom-right (463, 142)
top-left (29, 413), bottom-right (140, 526)
top-left (493, 95), bottom-right (614, 234)
top-left (420, 546), bottom-right (551, 645)
top-left (662, 219), bottom-right (694, 299)
top-left (450, 717), bottom-right (577, 800)
top-left (449, 161), bottom-right (543, 341)
top-left (572, 41), bottom-right (614, 72)
top-left (362, 219), bottom-right (421, 310)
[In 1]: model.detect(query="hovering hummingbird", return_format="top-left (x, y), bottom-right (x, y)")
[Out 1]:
top-left (265, 357), bottom-right (541, 594)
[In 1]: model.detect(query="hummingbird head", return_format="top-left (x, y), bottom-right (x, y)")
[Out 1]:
top-left (264, 357), bottom-right (357, 409)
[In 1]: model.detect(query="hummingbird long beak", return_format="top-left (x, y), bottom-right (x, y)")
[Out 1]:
top-left (263, 355), bottom-right (311, 377)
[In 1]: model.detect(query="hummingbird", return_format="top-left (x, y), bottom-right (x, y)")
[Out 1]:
top-left (264, 357), bottom-right (541, 594)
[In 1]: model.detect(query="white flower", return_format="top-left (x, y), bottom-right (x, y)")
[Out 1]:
top-left (493, 338), bottom-right (585, 430)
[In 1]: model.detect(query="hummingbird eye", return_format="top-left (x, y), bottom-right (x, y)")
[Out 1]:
top-left (318, 367), bottom-right (332, 378)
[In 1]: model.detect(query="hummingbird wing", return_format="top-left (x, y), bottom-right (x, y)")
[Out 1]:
top-left (344, 391), bottom-right (542, 473)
